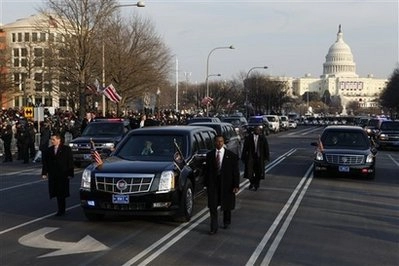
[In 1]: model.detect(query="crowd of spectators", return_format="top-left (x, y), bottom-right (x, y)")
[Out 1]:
top-left (0, 107), bottom-right (205, 162)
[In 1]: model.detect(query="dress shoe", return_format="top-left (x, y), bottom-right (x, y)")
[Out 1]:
top-left (209, 229), bottom-right (217, 235)
top-left (254, 187), bottom-right (258, 191)
top-left (248, 184), bottom-right (254, 190)
top-left (55, 211), bottom-right (65, 217)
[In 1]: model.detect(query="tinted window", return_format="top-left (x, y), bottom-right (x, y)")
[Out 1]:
top-left (322, 131), bottom-right (368, 149)
top-left (117, 134), bottom-right (185, 160)
top-left (380, 121), bottom-right (399, 130)
top-left (82, 123), bottom-right (124, 136)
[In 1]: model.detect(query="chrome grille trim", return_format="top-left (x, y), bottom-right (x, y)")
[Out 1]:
top-left (325, 154), bottom-right (364, 165)
top-left (95, 173), bottom-right (154, 194)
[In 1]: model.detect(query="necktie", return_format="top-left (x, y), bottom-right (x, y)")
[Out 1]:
top-left (216, 151), bottom-right (221, 171)
top-left (54, 147), bottom-right (58, 154)
top-left (254, 136), bottom-right (258, 155)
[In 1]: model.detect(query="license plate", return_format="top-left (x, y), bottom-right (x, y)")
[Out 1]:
top-left (338, 165), bottom-right (350, 172)
top-left (112, 194), bottom-right (129, 204)
top-left (83, 154), bottom-right (92, 160)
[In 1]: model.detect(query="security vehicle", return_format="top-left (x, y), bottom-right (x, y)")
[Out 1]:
top-left (69, 118), bottom-right (130, 167)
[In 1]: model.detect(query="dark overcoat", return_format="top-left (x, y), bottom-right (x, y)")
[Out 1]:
top-left (41, 145), bottom-right (74, 198)
top-left (204, 149), bottom-right (240, 211)
top-left (241, 133), bottom-right (270, 179)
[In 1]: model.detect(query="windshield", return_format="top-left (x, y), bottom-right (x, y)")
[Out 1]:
top-left (248, 117), bottom-right (263, 124)
top-left (116, 134), bottom-right (186, 161)
top-left (82, 123), bottom-right (125, 137)
top-left (322, 131), bottom-right (369, 149)
top-left (380, 121), bottom-right (399, 130)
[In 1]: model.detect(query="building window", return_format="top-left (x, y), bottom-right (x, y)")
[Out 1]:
top-left (21, 58), bottom-right (27, 67)
top-left (24, 32), bottom-right (30, 42)
top-left (48, 33), bottom-right (55, 42)
top-left (45, 97), bottom-right (52, 106)
top-left (21, 48), bottom-right (27, 57)
top-left (40, 32), bottom-right (46, 42)
top-left (12, 33), bottom-right (16, 42)
top-left (34, 58), bottom-right (43, 67)
top-left (34, 48), bottom-right (43, 57)
top-left (13, 48), bottom-right (19, 57)
top-left (17, 33), bottom-right (22, 42)
top-left (13, 73), bottom-right (20, 86)
top-left (32, 32), bottom-right (38, 42)
top-left (59, 98), bottom-right (67, 107)
top-left (14, 58), bottom-right (19, 67)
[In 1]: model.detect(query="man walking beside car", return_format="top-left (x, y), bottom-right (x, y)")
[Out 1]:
top-left (242, 126), bottom-right (270, 191)
top-left (204, 135), bottom-right (240, 235)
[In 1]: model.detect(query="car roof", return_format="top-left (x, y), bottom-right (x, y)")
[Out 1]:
top-left (323, 125), bottom-right (364, 132)
top-left (130, 125), bottom-right (216, 134)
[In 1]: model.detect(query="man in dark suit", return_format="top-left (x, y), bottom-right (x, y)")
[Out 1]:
top-left (241, 126), bottom-right (270, 191)
top-left (204, 135), bottom-right (240, 235)
top-left (41, 133), bottom-right (74, 216)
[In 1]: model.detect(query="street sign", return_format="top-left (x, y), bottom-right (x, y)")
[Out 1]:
top-left (23, 106), bottom-right (34, 118)
top-left (34, 107), bottom-right (44, 122)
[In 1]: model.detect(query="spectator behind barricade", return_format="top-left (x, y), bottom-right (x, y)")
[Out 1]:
top-left (33, 122), bottom-right (51, 163)
top-left (139, 114), bottom-right (146, 128)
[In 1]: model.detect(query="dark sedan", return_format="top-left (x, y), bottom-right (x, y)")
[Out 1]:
top-left (311, 126), bottom-right (377, 179)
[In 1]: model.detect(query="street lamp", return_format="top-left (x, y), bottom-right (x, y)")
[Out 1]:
top-left (245, 66), bottom-right (268, 118)
top-left (101, 1), bottom-right (145, 116)
top-left (205, 45), bottom-right (234, 116)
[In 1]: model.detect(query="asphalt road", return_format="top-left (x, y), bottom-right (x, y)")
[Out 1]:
top-left (1, 126), bottom-right (398, 266)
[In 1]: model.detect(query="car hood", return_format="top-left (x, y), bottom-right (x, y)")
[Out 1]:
top-left (322, 148), bottom-right (371, 155)
top-left (90, 156), bottom-right (174, 173)
top-left (70, 136), bottom-right (121, 144)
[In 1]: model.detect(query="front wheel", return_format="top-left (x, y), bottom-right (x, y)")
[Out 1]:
top-left (174, 179), bottom-right (194, 223)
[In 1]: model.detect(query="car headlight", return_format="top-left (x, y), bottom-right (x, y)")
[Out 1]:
top-left (158, 170), bottom-right (175, 191)
top-left (69, 143), bottom-right (78, 148)
top-left (379, 133), bottom-right (388, 140)
top-left (102, 142), bottom-right (115, 149)
top-left (315, 151), bottom-right (323, 161)
top-left (366, 154), bottom-right (374, 163)
top-left (81, 169), bottom-right (92, 190)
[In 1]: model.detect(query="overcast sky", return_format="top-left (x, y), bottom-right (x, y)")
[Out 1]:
top-left (1, 0), bottom-right (398, 83)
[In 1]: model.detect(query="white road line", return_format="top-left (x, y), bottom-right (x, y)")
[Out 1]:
top-left (0, 204), bottom-right (81, 236)
top-left (246, 164), bottom-right (313, 266)
top-left (0, 180), bottom-right (45, 192)
top-left (388, 154), bottom-right (399, 167)
top-left (261, 167), bottom-right (314, 265)
top-left (122, 149), bottom-right (297, 266)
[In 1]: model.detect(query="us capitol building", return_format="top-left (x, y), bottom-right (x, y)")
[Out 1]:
top-left (288, 25), bottom-right (388, 113)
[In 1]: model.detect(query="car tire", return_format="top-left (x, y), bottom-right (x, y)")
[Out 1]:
top-left (174, 179), bottom-right (194, 223)
top-left (84, 211), bottom-right (105, 221)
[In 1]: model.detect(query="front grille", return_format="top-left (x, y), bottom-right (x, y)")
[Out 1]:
top-left (325, 154), bottom-right (364, 165)
top-left (95, 173), bottom-right (154, 194)
top-left (100, 202), bottom-right (147, 210)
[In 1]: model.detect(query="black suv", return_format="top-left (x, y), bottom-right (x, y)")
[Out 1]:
top-left (69, 119), bottom-right (130, 167)
top-left (375, 120), bottom-right (399, 150)
top-left (188, 122), bottom-right (242, 156)
top-left (247, 116), bottom-right (270, 136)
top-left (80, 126), bottom-right (216, 222)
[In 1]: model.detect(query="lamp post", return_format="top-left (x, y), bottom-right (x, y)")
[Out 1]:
top-left (245, 66), bottom-right (267, 118)
top-left (205, 45), bottom-right (234, 116)
top-left (101, 1), bottom-right (145, 117)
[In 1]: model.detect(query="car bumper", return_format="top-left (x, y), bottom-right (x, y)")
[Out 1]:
top-left (314, 161), bottom-right (375, 177)
top-left (80, 189), bottom-right (181, 216)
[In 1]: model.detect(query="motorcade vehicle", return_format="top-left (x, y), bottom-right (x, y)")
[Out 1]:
top-left (279, 115), bottom-right (289, 130)
top-left (188, 122), bottom-right (242, 156)
top-left (80, 126), bottom-right (217, 222)
top-left (288, 119), bottom-right (298, 129)
top-left (263, 115), bottom-right (280, 133)
top-left (364, 117), bottom-right (388, 139)
top-left (247, 116), bottom-right (270, 136)
top-left (186, 117), bottom-right (221, 124)
top-left (69, 118), bottom-right (131, 167)
top-left (220, 116), bottom-right (248, 138)
top-left (311, 125), bottom-right (377, 179)
top-left (375, 120), bottom-right (399, 150)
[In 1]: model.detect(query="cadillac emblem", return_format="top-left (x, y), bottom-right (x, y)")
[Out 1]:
top-left (116, 179), bottom-right (128, 191)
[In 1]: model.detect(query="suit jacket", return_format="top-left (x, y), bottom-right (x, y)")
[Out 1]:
top-left (204, 148), bottom-right (239, 211)
top-left (241, 133), bottom-right (270, 179)
top-left (42, 144), bottom-right (74, 198)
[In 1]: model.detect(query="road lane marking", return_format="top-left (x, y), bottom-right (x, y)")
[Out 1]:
top-left (246, 164), bottom-right (313, 266)
top-left (388, 154), bottom-right (399, 167)
top-left (18, 227), bottom-right (109, 258)
top-left (122, 149), bottom-right (297, 266)
top-left (261, 166), bottom-right (314, 265)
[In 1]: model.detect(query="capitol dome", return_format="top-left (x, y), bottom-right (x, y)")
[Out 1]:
top-left (322, 25), bottom-right (358, 78)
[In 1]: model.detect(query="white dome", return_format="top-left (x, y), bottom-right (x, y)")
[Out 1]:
top-left (322, 25), bottom-right (358, 78)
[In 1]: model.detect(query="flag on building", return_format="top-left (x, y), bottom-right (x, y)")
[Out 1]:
top-left (103, 84), bottom-right (122, 103)
top-left (90, 138), bottom-right (103, 166)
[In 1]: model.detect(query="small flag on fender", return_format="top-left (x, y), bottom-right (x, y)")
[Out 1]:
top-left (90, 138), bottom-right (103, 166)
